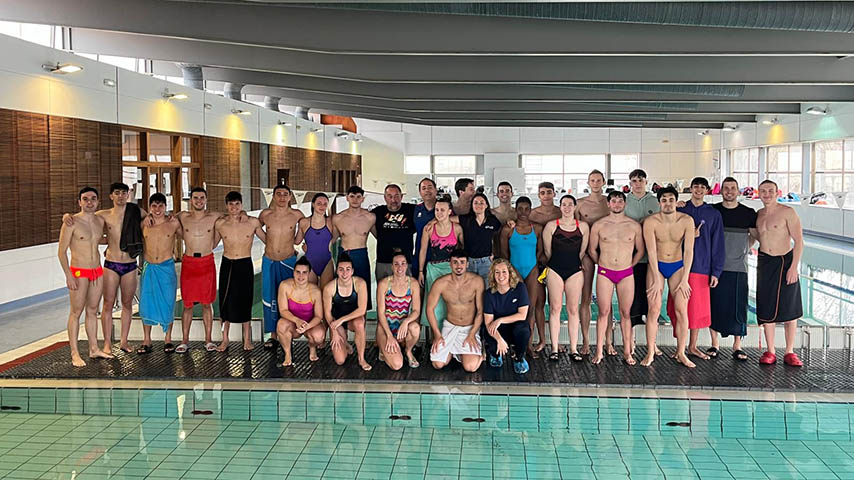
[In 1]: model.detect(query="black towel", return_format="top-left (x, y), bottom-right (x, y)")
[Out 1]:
top-left (120, 202), bottom-right (144, 259)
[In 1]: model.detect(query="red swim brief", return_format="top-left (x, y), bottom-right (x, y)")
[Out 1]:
top-left (181, 254), bottom-right (217, 307)
top-left (70, 266), bottom-right (104, 281)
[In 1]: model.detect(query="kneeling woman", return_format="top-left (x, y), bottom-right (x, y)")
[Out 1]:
top-left (483, 258), bottom-right (532, 374)
top-left (276, 257), bottom-right (326, 366)
top-left (376, 250), bottom-right (422, 370)
top-left (323, 253), bottom-right (372, 371)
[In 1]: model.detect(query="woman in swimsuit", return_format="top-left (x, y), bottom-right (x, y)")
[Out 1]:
top-left (376, 250), bottom-right (422, 370)
top-left (500, 196), bottom-right (546, 356)
top-left (322, 253), bottom-right (372, 371)
top-left (298, 193), bottom-right (334, 286)
top-left (418, 195), bottom-right (464, 328)
top-left (542, 195), bottom-right (589, 362)
top-left (276, 257), bottom-right (326, 366)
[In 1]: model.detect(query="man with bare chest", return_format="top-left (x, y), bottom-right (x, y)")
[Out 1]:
top-left (528, 181), bottom-right (561, 226)
top-left (171, 187), bottom-right (220, 353)
top-left (214, 191), bottom-right (266, 352)
top-left (587, 191), bottom-right (644, 365)
top-left (427, 250), bottom-right (484, 372)
top-left (331, 185), bottom-right (376, 309)
top-left (491, 181), bottom-right (517, 257)
top-left (58, 187), bottom-right (110, 367)
top-left (575, 169), bottom-right (612, 355)
top-left (62, 182), bottom-right (147, 354)
top-left (755, 179), bottom-right (805, 367)
top-left (137, 193), bottom-right (182, 354)
top-left (259, 184), bottom-right (305, 349)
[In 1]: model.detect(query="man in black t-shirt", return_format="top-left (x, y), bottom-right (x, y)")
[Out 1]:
top-left (709, 177), bottom-right (758, 361)
top-left (371, 184), bottom-right (416, 282)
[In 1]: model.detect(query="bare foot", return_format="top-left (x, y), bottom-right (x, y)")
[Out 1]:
top-left (675, 353), bottom-right (697, 368)
top-left (655, 347), bottom-right (663, 356)
top-left (580, 344), bottom-right (590, 356)
top-left (309, 346), bottom-right (319, 362)
top-left (281, 356), bottom-right (293, 367)
top-left (119, 343), bottom-right (132, 353)
top-left (243, 341), bottom-right (254, 351)
top-left (688, 347), bottom-right (710, 360)
top-left (533, 342), bottom-right (546, 353)
top-left (359, 360), bottom-right (372, 371)
top-left (89, 350), bottom-right (114, 360)
top-left (216, 340), bottom-right (229, 352)
top-left (592, 352), bottom-right (604, 365)
top-left (71, 354), bottom-right (86, 367)
top-left (640, 353), bottom-right (655, 367)
top-left (346, 343), bottom-right (354, 356)
top-left (606, 344), bottom-right (618, 356)
top-left (103, 343), bottom-right (112, 354)
top-left (623, 353), bottom-right (636, 366)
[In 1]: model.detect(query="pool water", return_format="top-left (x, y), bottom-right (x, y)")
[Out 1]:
top-left (1, 412), bottom-right (851, 480)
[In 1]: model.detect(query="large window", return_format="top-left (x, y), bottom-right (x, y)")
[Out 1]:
top-left (121, 129), bottom-right (200, 211)
top-left (521, 154), bottom-right (607, 195)
top-left (404, 155), bottom-right (431, 175)
top-left (767, 144), bottom-right (802, 194)
top-left (433, 155), bottom-right (480, 194)
top-left (813, 140), bottom-right (854, 208)
top-left (611, 154), bottom-right (640, 184)
top-left (730, 148), bottom-right (760, 190)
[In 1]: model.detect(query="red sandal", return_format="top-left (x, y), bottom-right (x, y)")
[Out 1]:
top-left (783, 353), bottom-right (803, 367)
top-left (759, 351), bottom-right (777, 365)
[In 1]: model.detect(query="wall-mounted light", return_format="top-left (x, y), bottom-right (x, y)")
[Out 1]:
top-left (162, 89), bottom-right (188, 100)
top-left (722, 125), bottom-right (738, 132)
top-left (278, 121), bottom-right (293, 126)
top-left (42, 62), bottom-right (83, 74)
top-left (204, 103), bottom-right (213, 110)
top-left (353, 136), bottom-right (363, 142)
top-left (310, 127), bottom-right (323, 133)
top-left (231, 109), bottom-right (251, 116)
top-left (761, 117), bottom-right (778, 126)
top-left (103, 78), bottom-right (116, 87)
top-left (805, 106), bottom-right (828, 116)
top-left (295, 125), bottom-right (302, 130)
top-left (336, 131), bottom-right (349, 138)
top-left (697, 130), bottom-right (709, 136)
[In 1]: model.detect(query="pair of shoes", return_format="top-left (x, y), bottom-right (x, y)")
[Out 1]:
top-left (514, 358), bottom-right (530, 374)
top-left (175, 344), bottom-right (189, 354)
top-left (759, 351), bottom-right (777, 364)
top-left (783, 353), bottom-right (803, 367)
top-left (489, 355), bottom-right (503, 368)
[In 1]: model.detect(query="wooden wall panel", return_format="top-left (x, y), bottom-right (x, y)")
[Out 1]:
top-left (99, 122), bottom-right (122, 208)
top-left (250, 142), bottom-right (261, 210)
top-left (202, 136), bottom-right (241, 212)
top-left (18, 112), bottom-right (50, 245)
top-left (49, 116), bottom-right (77, 240)
top-left (268, 145), bottom-right (361, 194)
top-left (0, 109), bottom-right (17, 250)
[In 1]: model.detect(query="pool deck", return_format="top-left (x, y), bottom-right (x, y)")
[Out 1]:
top-left (1, 340), bottom-right (853, 395)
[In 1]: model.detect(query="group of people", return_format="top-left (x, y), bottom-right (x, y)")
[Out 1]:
top-left (59, 168), bottom-right (806, 373)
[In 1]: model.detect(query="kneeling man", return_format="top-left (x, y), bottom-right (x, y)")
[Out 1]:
top-left (426, 250), bottom-right (485, 372)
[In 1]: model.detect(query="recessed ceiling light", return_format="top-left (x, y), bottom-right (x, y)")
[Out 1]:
top-left (805, 106), bottom-right (828, 116)
top-left (43, 62), bottom-right (83, 74)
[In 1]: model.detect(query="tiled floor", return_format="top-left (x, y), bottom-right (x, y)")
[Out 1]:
top-left (0, 413), bottom-right (852, 480)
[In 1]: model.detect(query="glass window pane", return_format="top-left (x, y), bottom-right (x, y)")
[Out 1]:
top-left (788, 147), bottom-right (802, 173)
top-left (767, 146), bottom-right (784, 172)
top-left (98, 54), bottom-right (137, 71)
top-left (815, 141), bottom-right (843, 171)
top-left (845, 175), bottom-right (854, 209)
top-left (434, 175), bottom-right (457, 194)
top-left (845, 141), bottom-right (854, 171)
top-left (19, 23), bottom-right (52, 47)
top-left (404, 155), bottom-right (431, 174)
top-left (122, 131), bottom-right (139, 162)
top-left (749, 174), bottom-right (759, 189)
top-left (522, 155), bottom-right (562, 174)
top-left (434, 155), bottom-right (476, 174)
top-left (732, 149), bottom-right (748, 171)
top-left (0, 21), bottom-right (21, 38)
top-left (789, 174), bottom-right (802, 194)
top-left (148, 134), bottom-right (172, 162)
top-left (181, 138), bottom-right (193, 163)
top-left (564, 154), bottom-right (606, 174)
top-left (564, 174), bottom-right (590, 195)
top-left (611, 154), bottom-right (638, 176)
top-left (749, 148), bottom-right (760, 170)
top-left (769, 173), bottom-right (788, 194)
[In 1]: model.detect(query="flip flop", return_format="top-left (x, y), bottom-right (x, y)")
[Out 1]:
top-left (175, 344), bottom-right (189, 354)
top-left (408, 358), bottom-right (420, 369)
top-left (548, 352), bottom-right (560, 362)
top-left (119, 347), bottom-right (133, 354)
top-left (205, 343), bottom-right (218, 352)
top-left (706, 347), bottom-right (719, 359)
top-left (570, 352), bottom-right (583, 362)
top-left (263, 338), bottom-right (279, 350)
top-left (163, 343), bottom-right (175, 353)
top-left (732, 350), bottom-right (748, 362)
top-left (136, 344), bottom-right (152, 355)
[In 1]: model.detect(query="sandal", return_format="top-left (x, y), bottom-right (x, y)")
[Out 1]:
top-left (263, 338), bottom-right (279, 350)
top-left (570, 352), bottom-right (583, 362)
top-left (706, 347), bottom-right (719, 359)
top-left (205, 342), bottom-right (217, 352)
top-left (548, 352), bottom-right (560, 362)
top-left (784, 353), bottom-right (803, 367)
top-left (175, 344), bottom-right (189, 354)
top-left (163, 343), bottom-right (175, 353)
top-left (732, 350), bottom-right (748, 362)
top-left (136, 344), bottom-right (152, 355)
top-left (119, 346), bottom-right (133, 354)
top-left (408, 358), bottom-right (420, 369)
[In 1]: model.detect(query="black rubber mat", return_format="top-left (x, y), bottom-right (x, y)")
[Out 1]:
top-left (3, 341), bottom-right (854, 393)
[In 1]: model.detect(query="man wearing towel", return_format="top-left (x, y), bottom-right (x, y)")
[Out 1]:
top-left (709, 177), bottom-right (758, 362)
top-left (214, 191), bottom-right (266, 352)
top-left (331, 185), bottom-right (376, 309)
top-left (259, 184), bottom-right (305, 350)
top-left (668, 177), bottom-right (725, 360)
top-left (58, 187), bottom-right (110, 367)
top-left (138, 193), bottom-right (181, 354)
top-left (756, 179), bottom-right (805, 367)
top-left (426, 249), bottom-right (485, 372)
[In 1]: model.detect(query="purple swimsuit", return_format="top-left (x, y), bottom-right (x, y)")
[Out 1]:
top-left (304, 224), bottom-right (332, 275)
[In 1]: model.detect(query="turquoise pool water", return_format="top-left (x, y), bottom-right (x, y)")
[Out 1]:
top-left (0, 412), bottom-right (851, 480)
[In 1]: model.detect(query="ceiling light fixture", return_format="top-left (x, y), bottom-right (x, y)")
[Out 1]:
top-left (162, 89), bottom-right (188, 100)
top-left (42, 62), bottom-right (83, 74)
top-left (806, 106), bottom-right (828, 116)
top-left (722, 125), bottom-right (738, 132)
top-left (231, 109), bottom-right (251, 116)
top-left (278, 121), bottom-right (293, 126)
top-left (761, 117), bottom-right (778, 126)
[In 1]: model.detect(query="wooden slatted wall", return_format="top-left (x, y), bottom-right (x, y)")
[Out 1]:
top-left (268, 145), bottom-right (361, 193)
top-left (202, 136), bottom-right (241, 212)
top-left (250, 143), bottom-right (261, 210)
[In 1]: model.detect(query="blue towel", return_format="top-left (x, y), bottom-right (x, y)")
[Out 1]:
top-left (140, 258), bottom-right (177, 332)
top-left (262, 255), bottom-right (296, 333)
